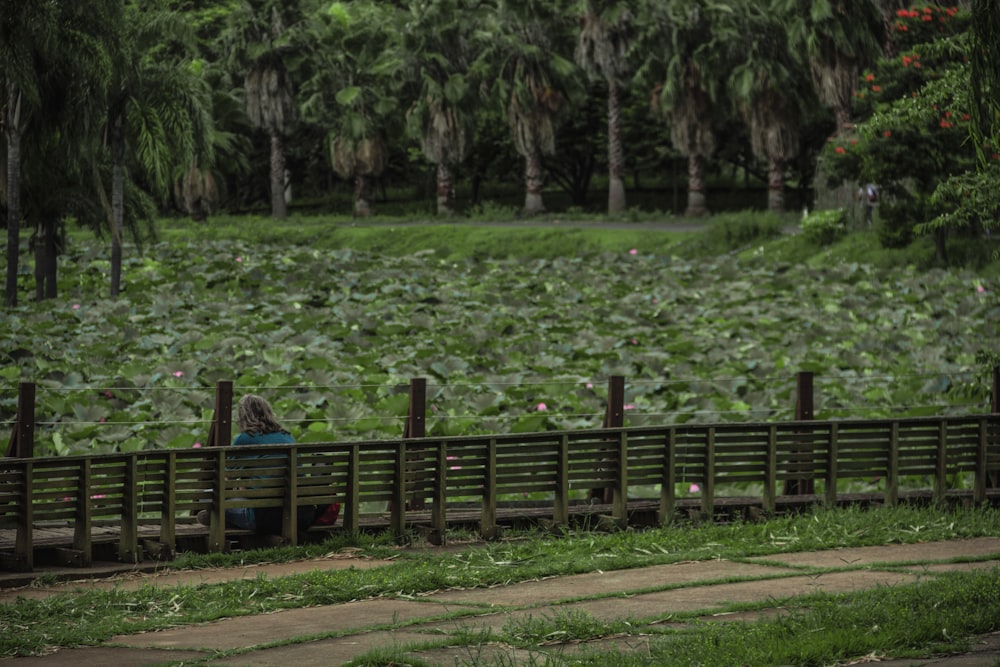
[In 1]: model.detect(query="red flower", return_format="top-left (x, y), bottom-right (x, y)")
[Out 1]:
top-left (865, 73), bottom-right (875, 82)
top-left (922, 14), bottom-right (932, 21)
top-left (872, 85), bottom-right (881, 92)
top-left (835, 146), bottom-right (846, 155)
top-left (940, 119), bottom-right (953, 128)
top-left (883, 130), bottom-right (892, 137)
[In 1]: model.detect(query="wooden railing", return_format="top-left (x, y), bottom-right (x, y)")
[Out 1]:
top-left (1, 413), bottom-right (998, 572)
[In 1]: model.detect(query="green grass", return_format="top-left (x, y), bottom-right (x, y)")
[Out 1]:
top-left (149, 209), bottom-right (999, 273)
top-left (2, 504), bottom-right (1000, 663)
top-left (155, 213), bottom-right (699, 260)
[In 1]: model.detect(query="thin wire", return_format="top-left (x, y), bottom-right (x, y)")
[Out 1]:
top-left (21, 369), bottom-right (984, 396)
top-left (428, 380), bottom-right (590, 389)
top-left (29, 400), bottom-right (989, 429)
top-left (428, 412), bottom-right (603, 421)
top-left (35, 382), bottom-right (409, 395)
top-left (292, 416), bottom-right (407, 424)
top-left (37, 419), bottom-right (207, 427)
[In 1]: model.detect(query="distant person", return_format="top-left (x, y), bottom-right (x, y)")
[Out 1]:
top-left (198, 394), bottom-right (334, 543)
top-left (858, 183), bottom-right (879, 225)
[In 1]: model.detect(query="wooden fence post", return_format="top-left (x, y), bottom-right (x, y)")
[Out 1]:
top-left (590, 375), bottom-right (624, 504)
top-left (991, 367), bottom-right (999, 488)
top-left (206, 381), bottom-right (233, 447)
top-left (402, 378), bottom-right (426, 511)
top-left (992, 366), bottom-right (999, 415)
top-left (784, 371), bottom-right (815, 495)
top-left (5, 382), bottom-right (35, 458)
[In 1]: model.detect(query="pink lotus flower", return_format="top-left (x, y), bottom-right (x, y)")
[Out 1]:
top-left (193, 442), bottom-right (202, 448)
top-left (689, 484), bottom-right (700, 493)
top-left (628, 248), bottom-right (637, 255)
top-left (536, 402), bottom-right (547, 412)
top-left (977, 284), bottom-right (985, 293)
top-left (173, 371), bottom-right (184, 377)
top-left (236, 256), bottom-right (243, 263)
top-left (624, 403), bottom-right (636, 411)
top-left (72, 304), bottom-right (80, 310)
top-left (104, 391), bottom-right (113, 399)
top-left (631, 338), bottom-right (638, 345)
top-left (585, 382), bottom-right (593, 389)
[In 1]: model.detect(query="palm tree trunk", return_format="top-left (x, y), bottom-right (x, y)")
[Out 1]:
top-left (685, 153), bottom-right (708, 217)
top-left (607, 79), bottom-right (626, 215)
top-left (524, 151), bottom-right (545, 215)
top-left (269, 129), bottom-right (287, 219)
top-left (33, 220), bottom-right (57, 300)
top-left (111, 115), bottom-right (125, 298)
top-left (354, 174), bottom-right (373, 217)
top-left (5, 90), bottom-right (22, 308)
top-left (768, 156), bottom-right (786, 214)
top-left (436, 162), bottom-right (454, 216)
top-left (834, 105), bottom-right (852, 136)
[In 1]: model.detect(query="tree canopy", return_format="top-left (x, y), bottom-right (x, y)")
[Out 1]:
top-left (2, 1), bottom-right (996, 303)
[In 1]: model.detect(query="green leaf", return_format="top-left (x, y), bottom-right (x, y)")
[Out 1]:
top-left (335, 86), bottom-right (362, 106)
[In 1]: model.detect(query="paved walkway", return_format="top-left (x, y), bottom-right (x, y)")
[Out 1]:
top-left (2, 538), bottom-right (1000, 666)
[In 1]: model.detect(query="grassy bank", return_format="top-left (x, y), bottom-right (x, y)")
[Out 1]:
top-left (1, 504), bottom-right (999, 663)
top-left (152, 210), bottom-right (1000, 276)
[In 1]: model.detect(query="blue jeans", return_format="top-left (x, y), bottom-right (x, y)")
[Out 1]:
top-left (225, 506), bottom-right (256, 530)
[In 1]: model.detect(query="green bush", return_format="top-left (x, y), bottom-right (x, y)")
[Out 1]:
top-left (677, 210), bottom-right (787, 257)
top-left (800, 208), bottom-right (847, 245)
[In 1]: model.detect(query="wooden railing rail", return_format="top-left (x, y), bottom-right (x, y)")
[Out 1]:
top-left (0, 413), bottom-right (998, 572)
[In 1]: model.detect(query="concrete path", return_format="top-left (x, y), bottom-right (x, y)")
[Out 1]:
top-left (3, 538), bottom-right (1000, 666)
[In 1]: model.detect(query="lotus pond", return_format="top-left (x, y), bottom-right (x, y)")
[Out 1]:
top-left (0, 230), bottom-right (996, 460)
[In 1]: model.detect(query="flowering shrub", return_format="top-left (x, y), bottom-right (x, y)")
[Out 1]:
top-left (820, 5), bottom-right (977, 251)
top-left (891, 5), bottom-right (966, 52)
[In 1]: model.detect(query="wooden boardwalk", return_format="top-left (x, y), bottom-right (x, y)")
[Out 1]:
top-left (2, 413), bottom-right (998, 572)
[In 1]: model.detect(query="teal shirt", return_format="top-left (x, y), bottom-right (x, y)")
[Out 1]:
top-left (233, 431), bottom-right (295, 446)
top-left (228, 430), bottom-right (294, 475)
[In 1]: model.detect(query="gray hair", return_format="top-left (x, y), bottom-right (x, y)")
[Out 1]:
top-left (236, 394), bottom-right (287, 436)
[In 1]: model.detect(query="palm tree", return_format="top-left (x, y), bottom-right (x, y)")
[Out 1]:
top-left (1, 2), bottom-right (59, 306)
top-left (640, 0), bottom-right (741, 217)
top-left (483, 0), bottom-right (581, 216)
top-left (225, 0), bottom-right (304, 219)
top-left (2, 1), bottom-right (120, 301)
top-left (402, 0), bottom-right (484, 216)
top-left (101, 2), bottom-right (213, 297)
top-left (778, 0), bottom-right (884, 136)
top-left (575, 0), bottom-right (634, 214)
top-left (301, 1), bottom-right (404, 217)
top-left (730, 3), bottom-right (814, 214)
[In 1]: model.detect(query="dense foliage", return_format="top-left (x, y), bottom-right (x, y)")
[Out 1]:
top-left (7, 1), bottom-right (998, 304)
top-left (1, 223), bottom-right (994, 457)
